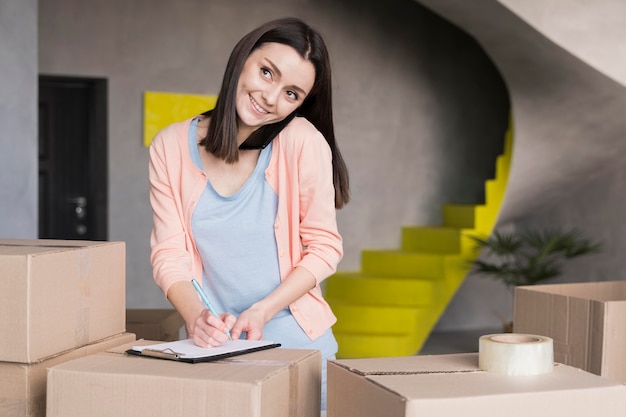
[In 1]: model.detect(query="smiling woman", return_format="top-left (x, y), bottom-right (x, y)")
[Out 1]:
top-left (148, 17), bottom-right (350, 411)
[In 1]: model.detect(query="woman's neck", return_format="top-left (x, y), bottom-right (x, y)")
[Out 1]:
top-left (236, 124), bottom-right (257, 147)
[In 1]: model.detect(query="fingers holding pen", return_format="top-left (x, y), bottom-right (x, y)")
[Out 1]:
top-left (189, 279), bottom-right (234, 345)
top-left (193, 309), bottom-right (233, 347)
top-left (222, 313), bottom-right (236, 339)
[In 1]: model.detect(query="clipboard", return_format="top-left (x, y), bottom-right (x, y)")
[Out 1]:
top-left (126, 338), bottom-right (281, 364)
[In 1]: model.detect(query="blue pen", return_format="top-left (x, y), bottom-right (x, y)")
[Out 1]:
top-left (191, 279), bottom-right (232, 340)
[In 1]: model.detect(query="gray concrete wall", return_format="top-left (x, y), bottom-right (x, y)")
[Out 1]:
top-left (0, 0), bottom-right (38, 238)
top-left (35, 0), bottom-right (509, 326)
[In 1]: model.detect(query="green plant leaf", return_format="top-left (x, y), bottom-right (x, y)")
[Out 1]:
top-left (470, 227), bottom-right (601, 288)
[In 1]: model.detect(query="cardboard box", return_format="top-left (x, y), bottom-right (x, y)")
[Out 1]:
top-left (0, 332), bottom-right (135, 417)
top-left (327, 353), bottom-right (626, 417)
top-left (126, 309), bottom-right (185, 341)
top-left (47, 341), bottom-right (321, 417)
top-left (0, 239), bottom-right (126, 363)
top-left (514, 281), bottom-right (626, 383)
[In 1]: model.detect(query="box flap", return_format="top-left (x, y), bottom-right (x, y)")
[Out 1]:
top-left (50, 353), bottom-right (285, 382)
top-left (515, 281), bottom-right (626, 383)
top-left (0, 332), bottom-right (135, 416)
top-left (368, 363), bottom-right (623, 399)
top-left (518, 281), bottom-right (626, 303)
top-left (332, 353), bottom-right (625, 399)
top-left (0, 240), bottom-right (125, 266)
top-left (328, 353), bottom-right (626, 417)
top-left (602, 302), bottom-right (626, 382)
top-left (333, 353), bottom-right (479, 376)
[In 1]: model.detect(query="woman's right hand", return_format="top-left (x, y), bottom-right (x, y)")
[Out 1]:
top-left (190, 309), bottom-right (236, 348)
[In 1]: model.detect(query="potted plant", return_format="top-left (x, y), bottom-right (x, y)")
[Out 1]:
top-left (469, 227), bottom-right (602, 331)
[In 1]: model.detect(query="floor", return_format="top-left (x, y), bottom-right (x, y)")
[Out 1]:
top-left (418, 327), bottom-right (502, 355)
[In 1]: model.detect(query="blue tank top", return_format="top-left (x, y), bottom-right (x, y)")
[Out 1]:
top-left (188, 118), bottom-right (337, 354)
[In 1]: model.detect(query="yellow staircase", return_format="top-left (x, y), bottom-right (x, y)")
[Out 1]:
top-left (326, 125), bottom-right (513, 358)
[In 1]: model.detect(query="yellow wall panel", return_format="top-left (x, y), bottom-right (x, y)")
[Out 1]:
top-left (143, 91), bottom-right (217, 147)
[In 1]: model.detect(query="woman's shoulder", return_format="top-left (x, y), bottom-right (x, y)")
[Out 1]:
top-left (150, 118), bottom-right (194, 151)
top-left (283, 116), bottom-right (319, 135)
top-left (278, 116), bottom-right (326, 147)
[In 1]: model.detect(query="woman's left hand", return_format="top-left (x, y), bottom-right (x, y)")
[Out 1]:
top-left (230, 305), bottom-right (267, 340)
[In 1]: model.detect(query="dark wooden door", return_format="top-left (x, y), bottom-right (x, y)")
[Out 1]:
top-left (38, 75), bottom-right (108, 240)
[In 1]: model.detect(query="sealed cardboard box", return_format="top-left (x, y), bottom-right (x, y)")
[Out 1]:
top-left (47, 341), bottom-right (321, 417)
top-left (327, 353), bottom-right (626, 417)
top-left (126, 309), bottom-right (185, 341)
top-left (0, 332), bottom-right (135, 417)
top-left (514, 281), bottom-right (626, 383)
top-left (0, 239), bottom-right (126, 363)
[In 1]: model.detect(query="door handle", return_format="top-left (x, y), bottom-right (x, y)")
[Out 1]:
top-left (67, 196), bottom-right (87, 220)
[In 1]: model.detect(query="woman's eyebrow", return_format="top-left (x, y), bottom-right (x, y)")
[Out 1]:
top-left (265, 57), bottom-right (309, 96)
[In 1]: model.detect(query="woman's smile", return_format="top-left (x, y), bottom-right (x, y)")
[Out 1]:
top-left (249, 95), bottom-right (269, 115)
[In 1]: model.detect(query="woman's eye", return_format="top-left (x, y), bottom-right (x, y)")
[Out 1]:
top-left (261, 68), bottom-right (272, 79)
top-left (286, 90), bottom-right (298, 100)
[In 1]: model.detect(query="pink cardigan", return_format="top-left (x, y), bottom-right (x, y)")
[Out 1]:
top-left (149, 116), bottom-right (342, 340)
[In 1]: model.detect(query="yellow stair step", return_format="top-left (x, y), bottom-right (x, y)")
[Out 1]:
top-left (361, 250), bottom-right (445, 279)
top-left (325, 272), bottom-right (435, 306)
top-left (442, 204), bottom-right (478, 229)
top-left (401, 226), bottom-right (461, 254)
top-left (485, 178), bottom-right (506, 207)
top-left (442, 204), bottom-right (498, 235)
top-left (401, 226), bottom-right (478, 256)
top-left (495, 154), bottom-right (510, 180)
top-left (331, 304), bottom-right (431, 335)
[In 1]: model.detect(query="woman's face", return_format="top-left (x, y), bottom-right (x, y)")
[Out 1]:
top-left (236, 42), bottom-right (315, 138)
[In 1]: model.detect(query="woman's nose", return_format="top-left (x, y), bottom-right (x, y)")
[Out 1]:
top-left (261, 86), bottom-right (280, 105)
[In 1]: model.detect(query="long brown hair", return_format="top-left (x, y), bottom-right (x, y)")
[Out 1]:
top-left (200, 17), bottom-right (350, 208)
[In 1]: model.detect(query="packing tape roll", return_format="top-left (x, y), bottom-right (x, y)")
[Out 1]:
top-left (479, 333), bottom-right (554, 376)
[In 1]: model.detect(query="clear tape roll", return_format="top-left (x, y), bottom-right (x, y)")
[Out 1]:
top-left (479, 333), bottom-right (554, 376)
